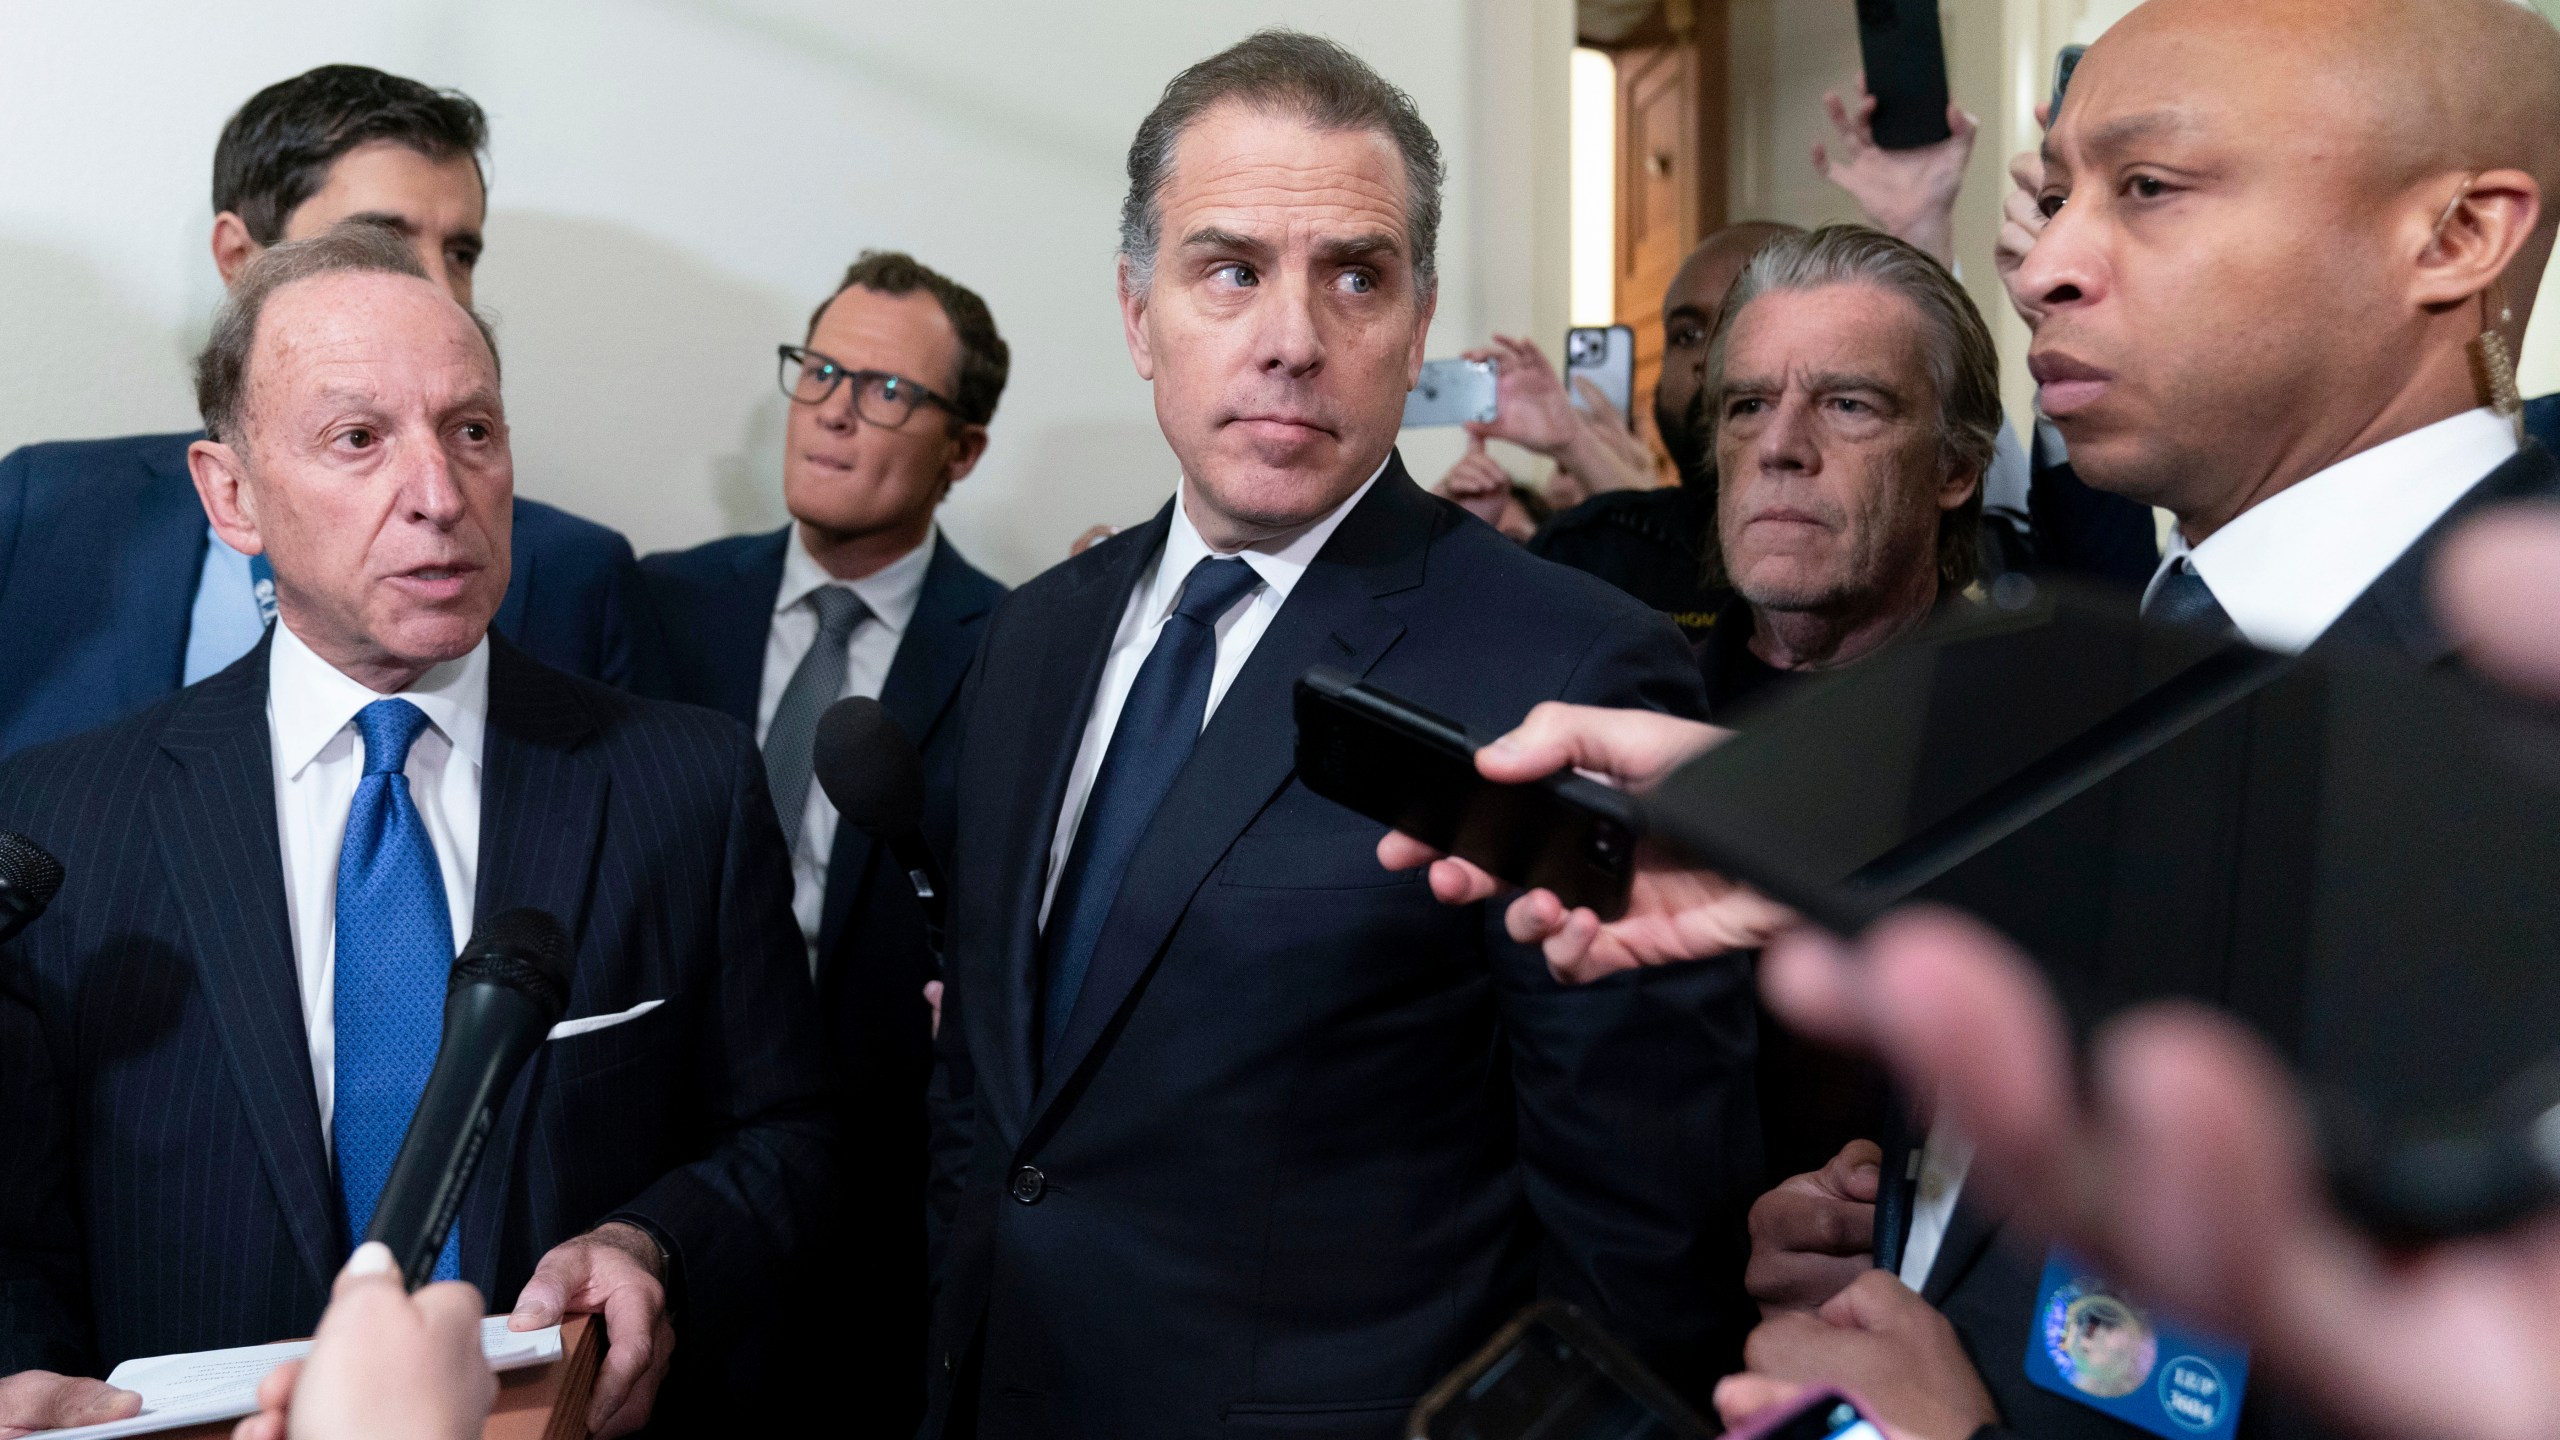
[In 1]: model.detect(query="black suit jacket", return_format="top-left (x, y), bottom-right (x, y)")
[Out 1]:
top-left (0, 635), bottom-right (833, 1386)
top-left (638, 526), bottom-right (1002, 1428)
top-left (925, 458), bottom-right (1761, 1440)
top-left (1912, 444), bottom-right (2560, 1440)
top-left (0, 431), bottom-right (660, 757)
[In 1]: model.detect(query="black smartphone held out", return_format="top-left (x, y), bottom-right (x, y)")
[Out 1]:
top-left (1405, 1301), bottom-right (1713, 1440)
top-left (1293, 668), bottom-right (1641, 921)
top-left (1853, 0), bottom-right (1952, 149)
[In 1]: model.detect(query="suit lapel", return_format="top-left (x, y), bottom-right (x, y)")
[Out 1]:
top-left (120, 442), bottom-right (211, 709)
top-left (456, 640), bottom-right (608, 1293)
top-left (707, 530), bottom-right (790, 728)
top-left (1024, 463), bottom-right (1431, 1139)
top-left (818, 536), bottom-right (995, 970)
top-left (983, 515), bottom-right (1164, 1137)
top-left (2319, 442), bottom-right (2560, 668)
top-left (147, 636), bottom-right (342, 1294)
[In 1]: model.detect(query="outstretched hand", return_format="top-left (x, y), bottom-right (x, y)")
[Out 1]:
top-left (1376, 702), bottom-right (1796, 982)
top-left (1813, 77), bottom-right (1978, 271)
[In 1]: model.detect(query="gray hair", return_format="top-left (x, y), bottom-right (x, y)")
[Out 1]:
top-left (1706, 224), bottom-right (1999, 590)
top-left (194, 220), bottom-right (500, 445)
top-left (1119, 29), bottom-right (1444, 298)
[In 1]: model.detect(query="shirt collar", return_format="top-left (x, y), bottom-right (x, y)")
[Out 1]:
top-left (268, 617), bottom-right (491, 780)
top-left (2156, 407), bottom-right (2516, 654)
top-left (1146, 454), bottom-right (1389, 624)
top-left (775, 525), bottom-right (937, 636)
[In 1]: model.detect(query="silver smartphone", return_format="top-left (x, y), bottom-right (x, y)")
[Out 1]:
top-left (1565, 325), bottom-right (1636, 426)
top-left (1403, 357), bottom-right (1497, 427)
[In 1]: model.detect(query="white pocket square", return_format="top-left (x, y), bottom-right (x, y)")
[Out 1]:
top-left (546, 998), bottom-right (664, 1040)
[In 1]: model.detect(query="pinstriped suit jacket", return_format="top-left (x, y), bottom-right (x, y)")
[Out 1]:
top-left (0, 632), bottom-right (835, 1379)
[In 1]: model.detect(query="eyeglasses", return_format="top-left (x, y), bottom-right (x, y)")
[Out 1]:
top-left (776, 345), bottom-right (961, 430)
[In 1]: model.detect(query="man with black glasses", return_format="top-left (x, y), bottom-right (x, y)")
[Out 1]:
top-left (639, 249), bottom-right (1007, 1431)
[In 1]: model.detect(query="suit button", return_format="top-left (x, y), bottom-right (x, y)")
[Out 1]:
top-left (1009, 1165), bottom-right (1047, 1204)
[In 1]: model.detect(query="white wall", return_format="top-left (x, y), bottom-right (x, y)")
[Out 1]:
top-left (0, 0), bottom-right (1569, 585)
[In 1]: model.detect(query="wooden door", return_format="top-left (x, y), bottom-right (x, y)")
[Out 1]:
top-left (1604, 1), bottom-right (1728, 453)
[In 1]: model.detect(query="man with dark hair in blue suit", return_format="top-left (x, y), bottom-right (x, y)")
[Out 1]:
top-left (0, 64), bottom-right (652, 759)
top-left (0, 227), bottom-right (830, 1437)
top-left (922, 32), bottom-right (1759, 1439)
top-left (640, 249), bottom-right (1007, 1432)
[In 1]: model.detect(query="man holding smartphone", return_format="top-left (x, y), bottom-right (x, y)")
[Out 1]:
top-left (923, 30), bottom-right (1758, 1438)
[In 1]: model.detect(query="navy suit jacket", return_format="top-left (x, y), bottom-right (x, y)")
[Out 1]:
top-left (0, 634), bottom-right (834, 1384)
top-left (925, 457), bottom-right (1762, 1439)
top-left (1904, 444), bottom-right (2560, 1440)
top-left (0, 431), bottom-right (659, 757)
top-left (639, 527), bottom-right (1001, 1428)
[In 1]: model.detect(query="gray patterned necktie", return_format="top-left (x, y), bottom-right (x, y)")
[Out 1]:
top-left (2143, 560), bottom-right (2237, 639)
top-left (763, 585), bottom-right (870, 849)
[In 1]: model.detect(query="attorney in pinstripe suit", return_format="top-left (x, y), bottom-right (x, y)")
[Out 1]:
top-left (0, 225), bottom-right (832, 1436)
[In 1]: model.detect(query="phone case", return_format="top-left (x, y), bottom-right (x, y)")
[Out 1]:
top-left (1855, 0), bottom-right (1953, 149)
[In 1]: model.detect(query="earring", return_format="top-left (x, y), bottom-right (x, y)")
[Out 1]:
top-left (2476, 294), bottom-right (2524, 442)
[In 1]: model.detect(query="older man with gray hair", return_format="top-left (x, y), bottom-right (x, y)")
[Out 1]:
top-left (924, 28), bottom-right (1757, 1440)
top-left (0, 222), bottom-right (832, 1438)
top-left (1695, 223), bottom-right (1998, 717)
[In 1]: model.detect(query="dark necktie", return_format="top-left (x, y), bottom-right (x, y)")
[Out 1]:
top-left (333, 699), bottom-right (460, 1280)
top-left (1039, 556), bottom-right (1262, 1062)
top-left (763, 586), bottom-right (871, 849)
top-left (2144, 559), bottom-right (2237, 638)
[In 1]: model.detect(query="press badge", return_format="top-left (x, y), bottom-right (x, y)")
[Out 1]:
top-left (2022, 1249), bottom-right (2249, 1440)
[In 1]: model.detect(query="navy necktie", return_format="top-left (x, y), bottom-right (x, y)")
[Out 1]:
top-left (1040, 556), bottom-right (1262, 1062)
top-left (333, 698), bottom-right (461, 1280)
top-left (2144, 559), bottom-right (2237, 639)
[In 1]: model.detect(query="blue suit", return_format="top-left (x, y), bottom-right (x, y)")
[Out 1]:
top-left (0, 431), bottom-right (658, 756)
top-left (926, 457), bottom-right (1760, 1438)
top-left (0, 633), bottom-right (834, 1405)
top-left (640, 526), bottom-right (1001, 1430)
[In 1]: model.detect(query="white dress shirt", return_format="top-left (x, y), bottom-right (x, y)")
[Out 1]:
top-left (1895, 1122), bottom-right (1975, 1292)
top-left (756, 526), bottom-right (938, 965)
top-left (268, 619), bottom-right (487, 1147)
top-left (1038, 460), bottom-right (1386, 926)
top-left (2144, 407), bottom-right (2516, 655)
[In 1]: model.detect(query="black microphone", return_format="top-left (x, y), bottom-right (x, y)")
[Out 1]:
top-left (0, 833), bottom-right (66, 947)
top-left (365, 907), bottom-right (574, 1289)
top-left (813, 697), bottom-right (946, 964)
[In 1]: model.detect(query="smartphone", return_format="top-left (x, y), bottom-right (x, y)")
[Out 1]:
top-left (1404, 357), bottom-right (1499, 428)
top-left (2049, 43), bottom-right (2087, 121)
top-left (1565, 325), bottom-right (1636, 426)
top-left (1405, 1301), bottom-right (1712, 1440)
top-left (1293, 668), bottom-right (1641, 920)
top-left (1640, 576), bottom-right (2560, 1240)
top-left (1726, 1390), bottom-right (1888, 1440)
top-left (1853, 0), bottom-right (1954, 149)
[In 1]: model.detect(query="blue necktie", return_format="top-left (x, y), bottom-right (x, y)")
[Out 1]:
top-left (2145, 559), bottom-right (2237, 638)
top-left (1040, 556), bottom-right (1262, 1062)
top-left (333, 699), bottom-right (461, 1280)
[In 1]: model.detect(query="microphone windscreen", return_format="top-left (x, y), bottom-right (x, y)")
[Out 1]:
top-left (450, 907), bottom-right (573, 1021)
top-left (0, 832), bottom-right (64, 910)
top-left (815, 696), bottom-right (927, 839)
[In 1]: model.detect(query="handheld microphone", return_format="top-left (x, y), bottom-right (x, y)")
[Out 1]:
top-left (0, 833), bottom-right (66, 947)
top-left (813, 697), bottom-right (947, 964)
top-left (365, 907), bottom-right (574, 1289)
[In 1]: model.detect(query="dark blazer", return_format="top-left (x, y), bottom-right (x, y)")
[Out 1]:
top-left (0, 431), bottom-right (660, 757)
top-left (638, 526), bottom-right (1002, 1429)
top-left (1907, 444), bottom-right (2560, 1440)
top-left (925, 456), bottom-right (1762, 1440)
top-left (0, 634), bottom-right (834, 1391)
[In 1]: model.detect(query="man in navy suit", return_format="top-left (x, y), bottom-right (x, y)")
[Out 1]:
top-left (923, 33), bottom-right (1759, 1439)
top-left (641, 249), bottom-right (1007, 1430)
top-left (0, 64), bottom-right (651, 759)
top-left (0, 226), bottom-right (830, 1436)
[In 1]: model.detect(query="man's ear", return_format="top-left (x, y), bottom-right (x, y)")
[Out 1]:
top-left (1118, 256), bottom-right (1156, 382)
top-left (211, 213), bottom-right (262, 289)
top-left (189, 437), bottom-right (265, 556)
top-left (2415, 168), bottom-right (2541, 322)
top-left (940, 424), bottom-right (991, 490)
top-left (1406, 278), bottom-right (1439, 389)
top-left (1938, 458), bottom-right (1984, 511)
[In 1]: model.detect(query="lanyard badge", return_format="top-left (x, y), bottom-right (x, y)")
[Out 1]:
top-left (2023, 1248), bottom-right (2249, 1440)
